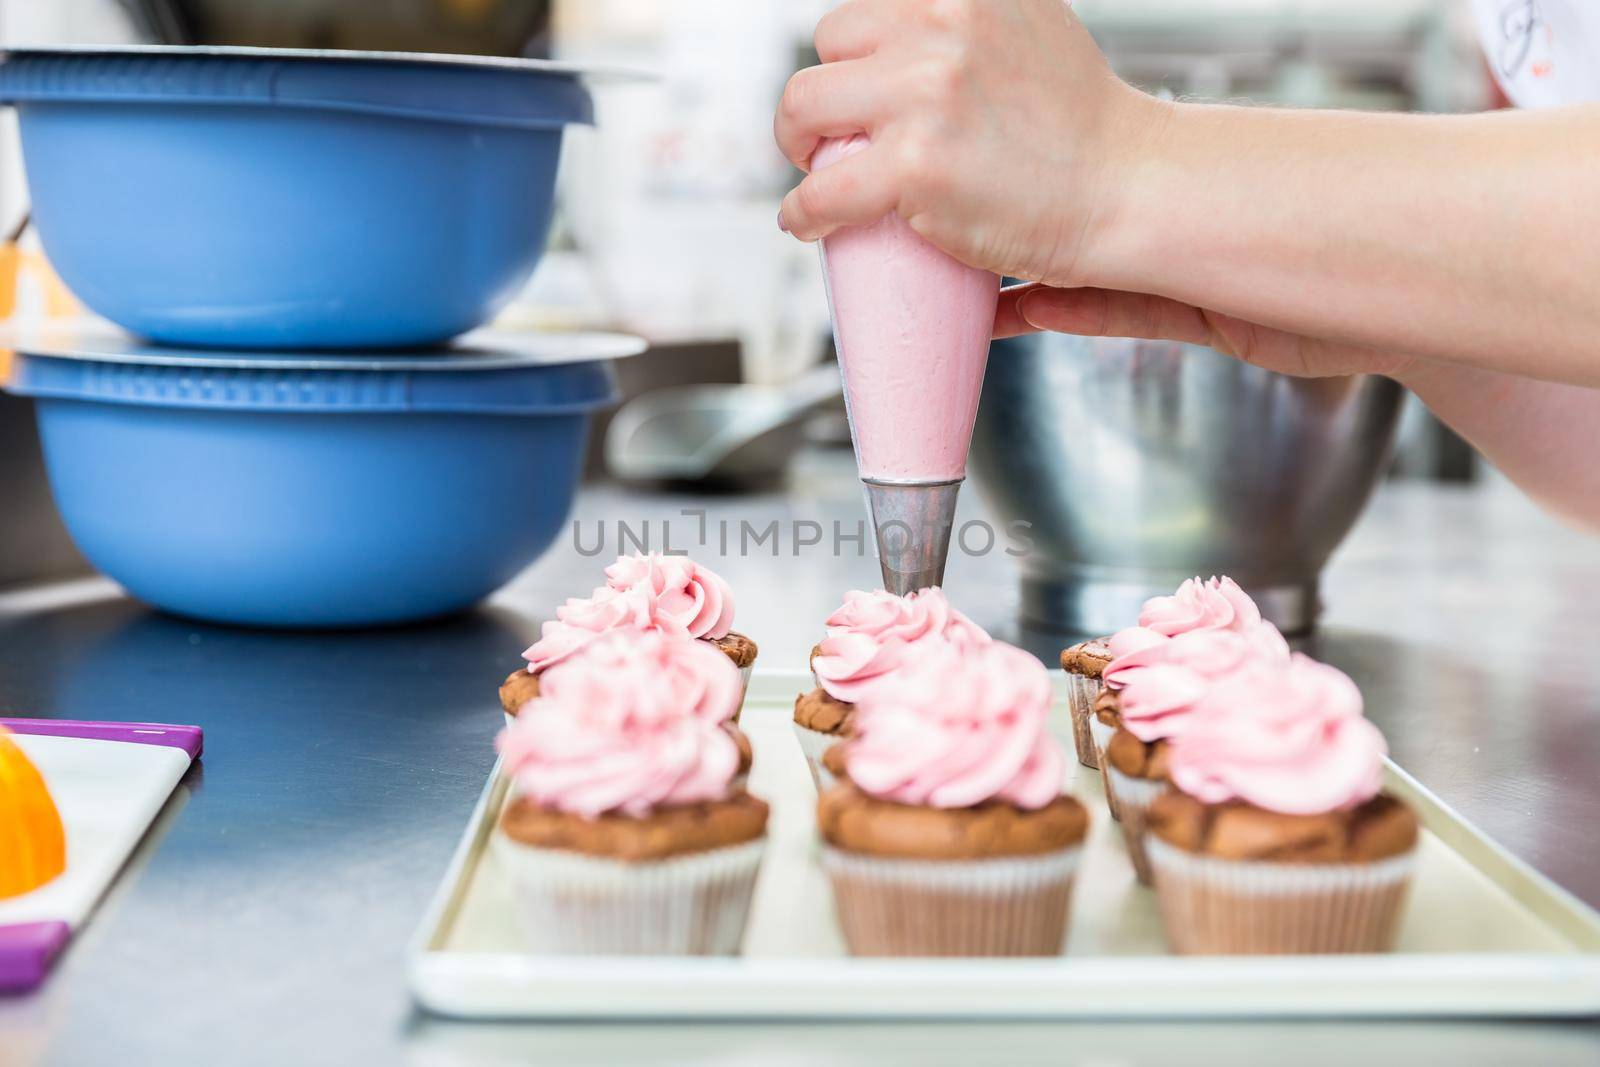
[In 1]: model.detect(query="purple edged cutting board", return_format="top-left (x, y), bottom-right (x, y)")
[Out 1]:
top-left (0, 719), bottom-right (202, 994)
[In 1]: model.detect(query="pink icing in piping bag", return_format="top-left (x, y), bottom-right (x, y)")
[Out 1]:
top-left (814, 134), bottom-right (1001, 594)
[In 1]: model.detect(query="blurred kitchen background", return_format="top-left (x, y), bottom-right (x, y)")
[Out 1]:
top-left (0, 0), bottom-right (1499, 623)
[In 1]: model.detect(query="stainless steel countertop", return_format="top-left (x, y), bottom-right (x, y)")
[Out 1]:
top-left (2, 451), bottom-right (1597, 1064)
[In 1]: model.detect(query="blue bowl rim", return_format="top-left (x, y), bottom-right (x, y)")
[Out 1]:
top-left (0, 324), bottom-right (647, 371)
top-left (1, 326), bottom-right (638, 416)
top-left (0, 44), bottom-right (654, 84)
top-left (0, 46), bottom-right (622, 131)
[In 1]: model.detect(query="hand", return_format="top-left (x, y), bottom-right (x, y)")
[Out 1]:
top-left (994, 283), bottom-right (1420, 380)
top-left (774, 0), bottom-right (1161, 287)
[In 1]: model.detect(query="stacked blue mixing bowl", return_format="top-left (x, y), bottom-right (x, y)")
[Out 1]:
top-left (0, 46), bottom-right (637, 627)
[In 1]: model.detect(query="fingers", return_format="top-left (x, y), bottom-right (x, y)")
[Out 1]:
top-left (1009, 287), bottom-right (1381, 379)
top-left (993, 283), bottom-right (1045, 339)
top-left (814, 0), bottom-right (898, 62)
top-left (778, 144), bottom-right (900, 241)
top-left (774, 59), bottom-right (886, 171)
top-left (1018, 286), bottom-right (1216, 347)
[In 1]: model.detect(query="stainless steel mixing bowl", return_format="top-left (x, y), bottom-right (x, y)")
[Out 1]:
top-left (969, 334), bottom-right (1403, 636)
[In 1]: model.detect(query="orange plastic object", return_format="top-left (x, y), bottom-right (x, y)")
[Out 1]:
top-left (0, 242), bottom-right (18, 320)
top-left (0, 728), bottom-right (67, 899)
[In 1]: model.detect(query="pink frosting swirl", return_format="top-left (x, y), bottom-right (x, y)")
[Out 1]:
top-left (1137, 576), bottom-right (1261, 638)
top-left (604, 552), bottom-right (736, 639)
top-left (823, 587), bottom-right (987, 646)
top-left (1112, 626), bottom-right (1291, 743)
top-left (1103, 576), bottom-right (1275, 692)
top-left (1167, 654), bottom-right (1388, 816)
top-left (522, 585), bottom-right (651, 673)
top-left (538, 625), bottom-right (743, 726)
top-left (811, 588), bottom-right (991, 703)
top-left (1101, 625), bottom-right (1169, 690)
top-left (521, 553), bottom-right (736, 673)
top-left (845, 640), bottom-right (1065, 810)
top-left (497, 630), bottom-right (742, 819)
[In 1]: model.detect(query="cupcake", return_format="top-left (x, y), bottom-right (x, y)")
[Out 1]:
top-left (817, 640), bottom-right (1088, 957)
top-left (501, 551), bottom-right (757, 724)
top-left (493, 629), bottom-right (768, 955)
top-left (1145, 654), bottom-right (1418, 954)
top-left (1058, 637), bottom-right (1112, 768)
top-left (1095, 576), bottom-right (1274, 771)
top-left (1100, 626), bottom-right (1290, 883)
top-left (795, 588), bottom-right (989, 790)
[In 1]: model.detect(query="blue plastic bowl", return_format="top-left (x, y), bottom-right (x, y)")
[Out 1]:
top-left (0, 47), bottom-right (596, 350)
top-left (3, 334), bottom-right (634, 627)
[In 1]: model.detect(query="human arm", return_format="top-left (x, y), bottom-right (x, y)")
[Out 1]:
top-left (774, 0), bottom-right (1600, 524)
top-left (776, 0), bottom-right (1600, 386)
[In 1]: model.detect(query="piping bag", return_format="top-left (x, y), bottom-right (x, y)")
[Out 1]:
top-left (814, 134), bottom-right (1001, 594)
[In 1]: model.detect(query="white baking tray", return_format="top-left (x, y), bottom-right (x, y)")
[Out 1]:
top-left (407, 671), bottom-right (1600, 1019)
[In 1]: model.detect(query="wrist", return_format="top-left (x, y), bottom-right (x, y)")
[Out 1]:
top-left (1067, 87), bottom-right (1183, 290)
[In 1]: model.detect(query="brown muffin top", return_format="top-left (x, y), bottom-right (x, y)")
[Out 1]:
top-left (1094, 685), bottom-right (1122, 728)
top-left (1146, 790), bottom-right (1418, 864)
top-left (821, 741), bottom-right (849, 780)
top-left (793, 686), bottom-right (854, 735)
top-left (1059, 637), bottom-right (1113, 678)
top-left (816, 781), bottom-right (1088, 860)
top-left (1105, 729), bottom-right (1170, 780)
top-left (809, 641), bottom-right (824, 669)
top-left (500, 791), bottom-right (769, 861)
top-left (712, 631), bottom-right (759, 669)
top-left (499, 666), bottom-right (541, 717)
top-left (728, 724), bottom-right (754, 776)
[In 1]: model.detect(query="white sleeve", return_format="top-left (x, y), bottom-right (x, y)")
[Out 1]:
top-left (1471, 0), bottom-right (1600, 106)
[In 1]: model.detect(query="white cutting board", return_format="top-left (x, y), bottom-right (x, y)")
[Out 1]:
top-left (0, 722), bottom-right (198, 991)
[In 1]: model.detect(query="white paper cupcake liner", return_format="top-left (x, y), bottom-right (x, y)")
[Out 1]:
top-left (821, 846), bottom-right (1082, 956)
top-left (492, 833), bottom-right (767, 956)
top-left (1088, 716), bottom-right (1121, 820)
top-left (1103, 766), bottom-right (1169, 886)
top-left (1146, 836), bottom-right (1417, 954)
top-left (792, 721), bottom-right (843, 792)
top-left (1064, 674), bottom-right (1102, 769)
top-left (736, 664), bottom-right (752, 719)
top-left (1088, 714), bottom-right (1115, 768)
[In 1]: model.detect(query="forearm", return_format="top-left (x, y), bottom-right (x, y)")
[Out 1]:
top-left (1092, 101), bottom-right (1600, 386)
top-left (1399, 361), bottom-right (1600, 529)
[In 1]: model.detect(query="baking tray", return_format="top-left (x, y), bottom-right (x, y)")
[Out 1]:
top-left (407, 671), bottom-right (1600, 1019)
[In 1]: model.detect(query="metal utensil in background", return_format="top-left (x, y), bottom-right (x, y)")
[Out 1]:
top-left (116, 0), bottom-right (194, 44)
top-left (605, 364), bottom-right (842, 489)
top-left (969, 334), bottom-right (1402, 637)
top-left (116, 0), bottom-right (552, 56)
